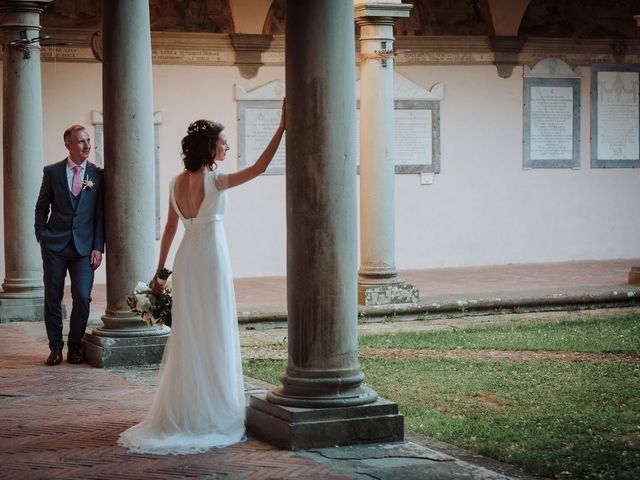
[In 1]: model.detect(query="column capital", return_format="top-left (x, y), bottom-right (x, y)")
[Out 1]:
top-left (0, 0), bottom-right (52, 29)
top-left (354, 2), bottom-right (412, 23)
top-left (0, 0), bottom-right (52, 14)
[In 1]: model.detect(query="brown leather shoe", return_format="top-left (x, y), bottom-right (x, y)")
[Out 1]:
top-left (67, 349), bottom-right (84, 364)
top-left (46, 350), bottom-right (63, 366)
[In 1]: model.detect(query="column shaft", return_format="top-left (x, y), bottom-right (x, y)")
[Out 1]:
top-left (84, 0), bottom-right (168, 366)
top-left (101, 0), bottom-right (156, 329)
top-left (0, 1), bottom-right (51, 322)
top-left (267, 0), bottom-right (376, 408)
top-left (358, 21), bottom-right (397, 280)
top-left (355, 3), bottom-right (418, 306)
top-left (247, 2), bottom-right (403, 449)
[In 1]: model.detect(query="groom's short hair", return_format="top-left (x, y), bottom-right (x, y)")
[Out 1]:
top-left (63, 125), bottom-right (87, 142)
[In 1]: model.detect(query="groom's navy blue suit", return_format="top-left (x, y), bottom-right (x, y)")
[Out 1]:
top-left (35, 159), bottom-right (104, 353)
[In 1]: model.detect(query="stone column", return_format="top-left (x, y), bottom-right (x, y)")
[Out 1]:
top-left (0, 0), bottom-right (51, 323)
top-left (355, 1), bottom-right (418, 306)
top-left (84, 0), bottom-right (169, 367)
top-left (246, 0), bottom-right (403, 450)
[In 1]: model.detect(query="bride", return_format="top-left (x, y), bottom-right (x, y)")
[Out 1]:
top-left (119, 101), bottom-right (285, 455)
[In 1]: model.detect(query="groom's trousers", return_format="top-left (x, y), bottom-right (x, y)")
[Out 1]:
top-left (41, 243), bottom-right (94, 352)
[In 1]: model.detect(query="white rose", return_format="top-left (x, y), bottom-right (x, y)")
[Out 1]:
top-left (135, 294), bottom-right (151, 311)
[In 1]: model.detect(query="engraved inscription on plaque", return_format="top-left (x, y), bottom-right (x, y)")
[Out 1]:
top-left (530, 86), bottom-right (573, 160)
top-left (597, 71), bottom-right (639, 161)
top-left (591, 65), bottom-right (640, 168)
top-left (355, 105), bottom-right (436, 172)
top-left (236, 75), bottom-right (443, 175)
top-left (523, 66), bottom-right (580, 169)
top-left (243, 107), bottom-right (286, 173)
top-left (395, 109), bottom-right (432, 166)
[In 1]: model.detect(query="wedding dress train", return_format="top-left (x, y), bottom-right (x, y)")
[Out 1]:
top-left (119, 170), bottom-right (245, 455)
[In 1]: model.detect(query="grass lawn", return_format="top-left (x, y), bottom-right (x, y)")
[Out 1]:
top-left (244, 313), bottom-right (640, 480)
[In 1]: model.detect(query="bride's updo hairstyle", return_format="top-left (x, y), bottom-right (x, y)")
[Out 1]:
top-left (181, 119), bottom-right (225, 172)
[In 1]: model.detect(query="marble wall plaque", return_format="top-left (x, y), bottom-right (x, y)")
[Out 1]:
top-left (235, 81), bottom-right (286, 175)
top-left (530, 86), bottom-right (574, 160)
top-left (591, 64), bottom-right (640, 168)
top-left (597, 73), bottom-right (638, 160)
top-left (355, 101), bottom-right (439, 174)
top-left (524, 59), bottom-right (581, 169)
top-left (395, 109), bottom-right (432, 166)
top-left (235, 74), bottom-right (443, 175)
top-left (92, 111), bottom-right (164, 239)
top-left (241, 105), bottom-right (286, 174)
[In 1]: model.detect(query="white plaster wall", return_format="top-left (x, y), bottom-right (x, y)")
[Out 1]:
top-left (151, 64), bottom-right (287, 279)
top-left (395, 65), bottom-right (640, 268)
top-left (1, 61), bottom-right (639, 285)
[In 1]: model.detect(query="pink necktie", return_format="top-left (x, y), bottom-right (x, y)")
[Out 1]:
top-left (72, 166), bottom-right (82, 196)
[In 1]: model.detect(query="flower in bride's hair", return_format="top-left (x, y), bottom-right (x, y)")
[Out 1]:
top-left (188, 121), bottom-right (213, 135)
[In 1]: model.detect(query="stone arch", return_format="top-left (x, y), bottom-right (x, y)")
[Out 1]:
top-left (396, 0), bottom-right (489, 36)
top-left (519, 0), bottom-right (639, 39)
top-left (262, 0), bottom-right (285, 35)
top-left (153, 0), bottom-right (234, 33)
top-left (41, 0), bottom-right (102, 29)
top-left (42, 0), bottom-right (236, 33)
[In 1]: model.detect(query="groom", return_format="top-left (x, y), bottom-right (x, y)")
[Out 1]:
top-left (35, 125), bottom-right (105, 366)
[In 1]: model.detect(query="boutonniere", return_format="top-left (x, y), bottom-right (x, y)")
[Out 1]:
top-left (82, 178), bottom-right (95, 190)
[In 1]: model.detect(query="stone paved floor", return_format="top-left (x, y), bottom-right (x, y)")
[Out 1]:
top-left (0, 325), bottom-right (351, 480)
top-left (80, 258), bottom-right (640, 314)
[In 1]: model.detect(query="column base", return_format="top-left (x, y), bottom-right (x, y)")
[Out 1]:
top-left (246, 392), bottom-right (404, 450)
top-left (630, 267), bottom-right (640, 285)
top-left (83, 330), bottom-right (169, 368)
top-left (0, 295), bottom-right (45, 323)
top-left (358, 281), bottom-right (419, 305)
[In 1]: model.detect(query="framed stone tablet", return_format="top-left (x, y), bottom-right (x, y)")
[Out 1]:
top-left (236, 74), bottom-right (443, 176)
top-left (591, 64), bottom-right (640, 168)
top-left (356, 73), bottom-right (443, 174)
top-left (523, 58), bottom-right (581, 169)
top-left (92, 111), bottom-right (164, 239)
top-left (235, 80), bottom-right (286, 175)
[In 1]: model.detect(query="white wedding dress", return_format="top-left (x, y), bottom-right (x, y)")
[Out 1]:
top-left (119, 170), bottom-right (246, 455)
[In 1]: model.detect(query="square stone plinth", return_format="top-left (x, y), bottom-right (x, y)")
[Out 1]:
top-left (0, 296), bottom-right (45, 323)
top-left (246, 393), bottom-right (404, 450)
top-left (358, 282), bottom-right (419, 306)
top-left (83, 332), bottom-right (168, 368)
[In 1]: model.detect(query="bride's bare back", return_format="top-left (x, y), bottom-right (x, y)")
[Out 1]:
top-left (173, 170), bottom-right (205, 219)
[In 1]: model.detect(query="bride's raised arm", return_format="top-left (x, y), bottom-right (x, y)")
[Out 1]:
top-left (152, 197), bottom-right (179, 294)
top-left (226, 99), bottom-right (285, 189)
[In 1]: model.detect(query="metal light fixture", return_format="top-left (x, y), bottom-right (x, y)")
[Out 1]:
top-left (7, 29), bottom-right (70, 59)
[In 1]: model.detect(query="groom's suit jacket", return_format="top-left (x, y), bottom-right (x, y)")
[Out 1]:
top-left (35, 159), bottom-right (105, 256)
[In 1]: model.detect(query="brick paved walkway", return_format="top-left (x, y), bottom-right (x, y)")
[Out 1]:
top-left (0, 326), bottom-right (350, 480)
top-left (80, 258), bottom-right (640, 314)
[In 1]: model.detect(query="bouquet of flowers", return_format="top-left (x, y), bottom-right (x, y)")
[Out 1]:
top-left (127, 268), bottom-right (172, 327)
